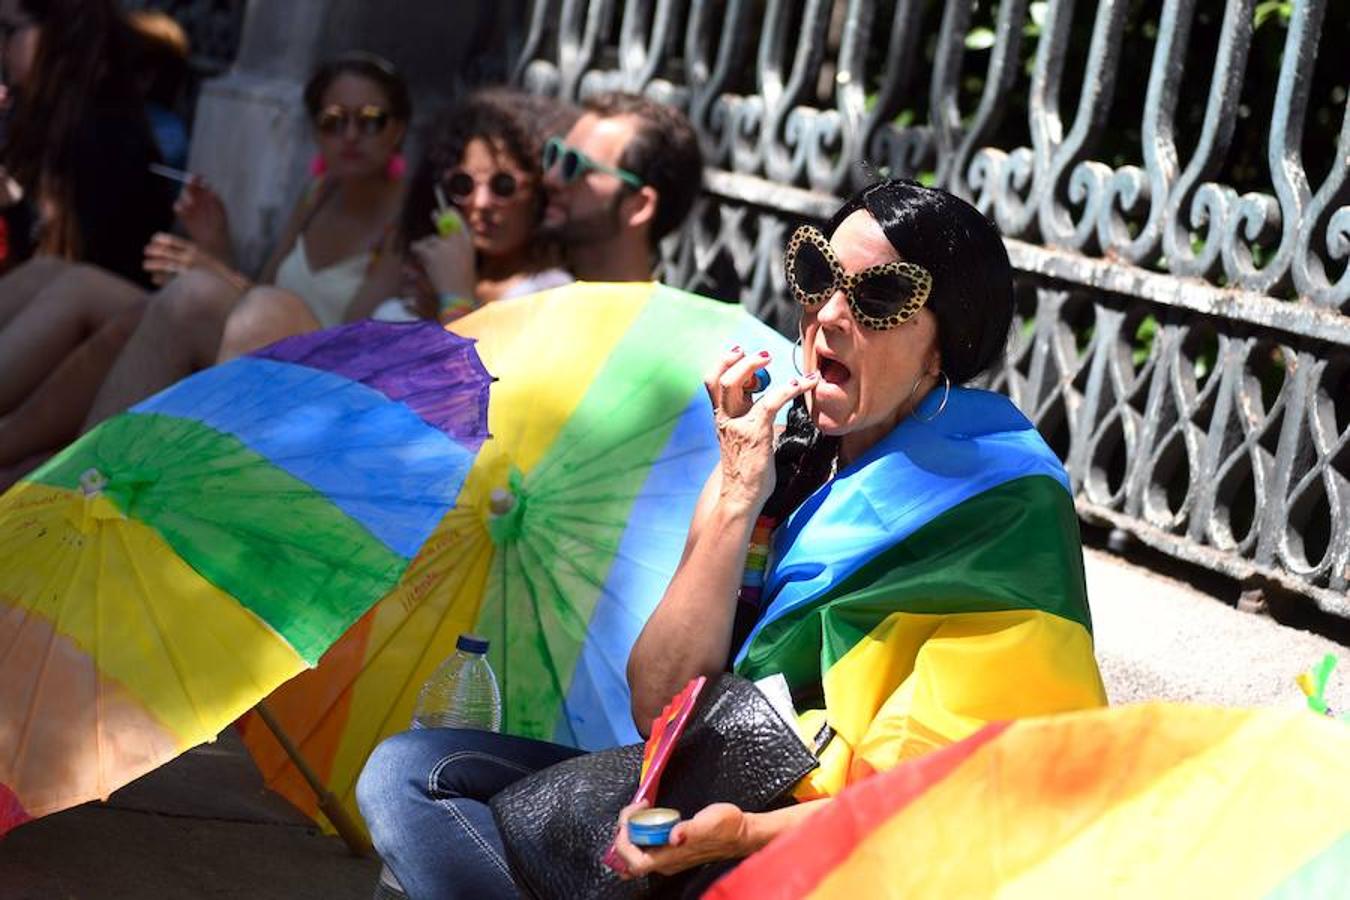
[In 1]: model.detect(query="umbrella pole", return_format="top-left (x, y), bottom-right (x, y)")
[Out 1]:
top-left (253, 702), bottom-right (373, 858)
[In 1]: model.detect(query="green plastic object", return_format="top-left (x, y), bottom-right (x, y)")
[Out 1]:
top-left (1297, 653), bottom-right (1349, 721)
top-left (436, 208), bottom-right (462, 238)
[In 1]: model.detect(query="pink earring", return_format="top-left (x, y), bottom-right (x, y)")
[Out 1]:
top-left (386, 153), bottom-right (406, 180)
top-left (309, 154), bottom-right (328, 178)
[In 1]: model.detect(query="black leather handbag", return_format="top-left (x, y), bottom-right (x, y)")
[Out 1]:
top-left (489, 674), bottom-right (819, 899)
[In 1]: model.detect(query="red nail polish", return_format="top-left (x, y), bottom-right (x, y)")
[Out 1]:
top-left (759, 350), bottom-right (771, 358)
top-left (729, 345), bottom-right (741, 353)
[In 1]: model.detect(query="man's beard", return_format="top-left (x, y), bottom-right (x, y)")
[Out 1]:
top-left (540, 192), bottom-right (625, 246)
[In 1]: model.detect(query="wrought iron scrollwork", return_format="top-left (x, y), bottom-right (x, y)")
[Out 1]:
top-left (513, 0), bottom-right (1350, 614)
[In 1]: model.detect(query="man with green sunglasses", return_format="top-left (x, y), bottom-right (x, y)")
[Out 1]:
top-left (539, 92), bottom-right (702, 282)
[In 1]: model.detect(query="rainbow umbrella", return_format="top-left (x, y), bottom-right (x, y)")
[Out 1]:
top-left (241, 282), bottom-right (796, 833)
top-left (0, 320), bottom-right (491, 836)
top-left (708, 703), bottom-right (1350, 899)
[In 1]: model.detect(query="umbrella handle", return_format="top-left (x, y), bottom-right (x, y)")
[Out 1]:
top-left (254, 702), bottom-right (373, 858)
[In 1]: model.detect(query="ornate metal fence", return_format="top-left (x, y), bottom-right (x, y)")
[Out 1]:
top-left (513, 0), bottom-right (1350, 617)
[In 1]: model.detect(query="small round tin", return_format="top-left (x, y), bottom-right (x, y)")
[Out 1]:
top-left (750, 368), bottom-right (771, 394)
top-left (628, 807), bottom-right (681, 846)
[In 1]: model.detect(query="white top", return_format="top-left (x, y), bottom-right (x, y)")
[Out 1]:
top-left (273, 235), bottom-right (372, 328)
top-left (369, 268), bottom-right (574, 322)
top-left (502, 267), bottom-right (573, 298)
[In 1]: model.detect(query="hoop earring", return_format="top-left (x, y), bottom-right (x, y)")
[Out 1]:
top-left (791, 336), bottom-right (804, 376)
top-left (912, 371), bottom-right (951, 423)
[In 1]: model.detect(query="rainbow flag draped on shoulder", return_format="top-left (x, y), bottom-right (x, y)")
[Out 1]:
top-left (735, 386), bottom-right (1107, 798)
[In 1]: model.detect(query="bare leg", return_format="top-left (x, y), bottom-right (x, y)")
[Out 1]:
top-left (0, 264), bottom-right (145, 414)
top-left (0, 452), bottom-right (50, 492)
top-left (84, 268), bottom-right (247, 430)
top-left (0, 256), bottom-right (74, 329)
top-left (0, 304), bottom-right (145, 467)
top-left (217, 286), bottom-right (321, 362)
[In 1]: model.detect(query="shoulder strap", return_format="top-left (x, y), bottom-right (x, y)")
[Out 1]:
top-left (295, 177), bottom-right (337, 236)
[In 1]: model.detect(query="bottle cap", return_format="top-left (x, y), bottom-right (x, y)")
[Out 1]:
top-left (456, 634), bottom-right (489, 654)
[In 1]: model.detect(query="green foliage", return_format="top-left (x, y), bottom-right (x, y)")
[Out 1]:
top-left (1074, 322), bottom-right (1095, 355)
top-left (1025, 1), bottom-right (1048, 38)
top-left (1253, 1), bottom-right (1293, 30)
top-left (1250, 242), bottom-right (1272, 269)
top-left (965, 27), bottom-right (996, 51)
top-left (1192, 333), bottom-right (1218, 383)
top-left (1133, 315), bottom-right (1158, 367)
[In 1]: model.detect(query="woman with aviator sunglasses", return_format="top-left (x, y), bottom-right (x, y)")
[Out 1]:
top-left (0, 53), bottom-right (411, 483)
top-left (356, 180), bottom-right (1107, 898)
top-left (157, 51), bottom-right (411, 333)
top-left (73, 52), bottom-right (413, 420)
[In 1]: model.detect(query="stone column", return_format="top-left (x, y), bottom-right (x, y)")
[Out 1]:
top-left (188, 0), bottom-right (526, 275)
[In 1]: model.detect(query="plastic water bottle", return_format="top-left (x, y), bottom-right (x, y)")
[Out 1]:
top-left (411, 634), bottom-right (502, 731)
top-left (372, 635), bottom-right (502, 899)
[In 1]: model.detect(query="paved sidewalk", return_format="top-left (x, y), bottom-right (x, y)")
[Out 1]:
top-left (1086, 547), bottom-right (1349, 712)
top-left (0, 729), bottom-right (378, 900)
top-left (1, 547), bottom-right (1345, 899)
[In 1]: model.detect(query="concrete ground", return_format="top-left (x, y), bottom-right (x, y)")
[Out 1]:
top-left (1, 546), bottom-right (1346, 899)
top-left (0, 728), bottom-right (379, 900)
top-left (1086, 547), bottom-right (1349, 713)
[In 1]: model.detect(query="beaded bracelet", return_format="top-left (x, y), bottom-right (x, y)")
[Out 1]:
top-left (738, 515), bottom-right (778, 606)
top-left (437, 293), bottom-right (478, 323)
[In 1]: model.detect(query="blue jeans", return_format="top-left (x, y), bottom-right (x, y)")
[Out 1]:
top-left (356, 729), bottom-right (583, 900)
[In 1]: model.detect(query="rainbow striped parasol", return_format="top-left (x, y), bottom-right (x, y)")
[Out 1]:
top-left (709, 703), bottom-right (1350, 898)
top-left (241, 282), bottom-right (796, 834)
top-left (0, 320), bottom-right (490, 835)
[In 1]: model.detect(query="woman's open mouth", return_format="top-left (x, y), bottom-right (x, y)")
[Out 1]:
top-left (818, 356), bottom-right (851, 386)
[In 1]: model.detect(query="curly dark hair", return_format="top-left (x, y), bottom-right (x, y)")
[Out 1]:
top-left (400, 88), bottom-right (579, 248)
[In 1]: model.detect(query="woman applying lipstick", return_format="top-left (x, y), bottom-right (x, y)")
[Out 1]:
top-left (357, 179), bottom-right (1107, 899)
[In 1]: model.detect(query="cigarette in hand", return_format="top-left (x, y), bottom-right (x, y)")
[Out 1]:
top-left (149, 163), bottom-right (196, 185)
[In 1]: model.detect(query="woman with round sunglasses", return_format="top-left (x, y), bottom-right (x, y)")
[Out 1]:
top-left (377, 88), bottom-right (575, 324)
top-left (0, 53), bottom-right (411, 483)
top-left (355, 180), bottom-right (1107, 898)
